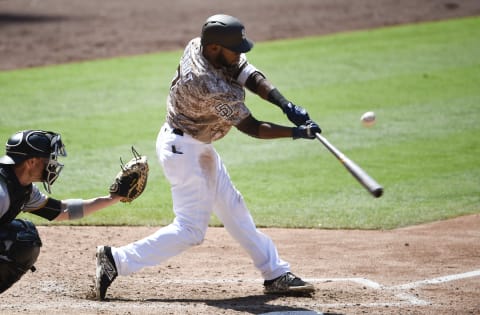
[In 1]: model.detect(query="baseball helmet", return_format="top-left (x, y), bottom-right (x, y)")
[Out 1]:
top-left (0, 130), bottom-right (67, 193)
top-left (201, 14), bottom-right (254, 53)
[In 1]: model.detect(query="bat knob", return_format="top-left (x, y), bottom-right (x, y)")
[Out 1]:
top-left (372, 187), bottom-right (384, 198)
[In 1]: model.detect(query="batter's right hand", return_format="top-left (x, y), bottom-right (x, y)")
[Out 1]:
top-left (284, 102), bottom-right (311, 127)
top-left (292, 120), bottom-right (321, 140)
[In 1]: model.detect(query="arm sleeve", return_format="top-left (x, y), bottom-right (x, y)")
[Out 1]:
top-left (267, 88), bottom-right (290, 111)
top-left (235, 61), bottom-right (286, 107)
top-left (23, 185), bottom-right (62, 221)
top-left (236, 62), bottom-right (273, 95)
top-left (29, 198), bottom-right (62, 221)
top-left (236, 62), bottom-right (259, 86)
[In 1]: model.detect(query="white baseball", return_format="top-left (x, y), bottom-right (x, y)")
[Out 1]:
top-left (360, 111), bottom-right (376, 127)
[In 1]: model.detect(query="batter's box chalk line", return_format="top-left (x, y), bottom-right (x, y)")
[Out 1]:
top-left (304, 269), bottom-right (480, 307)
top-left (2, 270), bottom-right (478, 312)
top-left (160, 269), bottom-right (480, 308)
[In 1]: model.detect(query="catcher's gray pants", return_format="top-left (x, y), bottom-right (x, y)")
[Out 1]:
top-left (111, 123), bottom-right (290, 280)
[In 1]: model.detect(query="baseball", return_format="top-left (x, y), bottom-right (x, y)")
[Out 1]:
top-left (360, 111), bottom-right (376, 127)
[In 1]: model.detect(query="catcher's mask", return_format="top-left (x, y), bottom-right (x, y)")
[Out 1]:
top-left (201, 14), bottom-right (254, 53)
top-left (0, 130), bottom-right (67, 193)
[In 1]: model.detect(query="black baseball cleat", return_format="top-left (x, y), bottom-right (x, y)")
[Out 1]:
top-left (95, 245), bottom-right (118, 300)
top-left (264, 272), bottom-right (315, 295)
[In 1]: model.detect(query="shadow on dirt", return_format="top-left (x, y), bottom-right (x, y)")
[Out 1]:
top-left (0, 13), bottom-right (70, 24)
top-left (111, 294), bottom-right (345, 315)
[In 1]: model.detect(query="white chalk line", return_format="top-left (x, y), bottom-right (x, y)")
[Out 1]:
top-left (147, 277), bottom-right (430, 307)
top-left (390, 269), bottom-right (480, 290)
top-left (385, 269), bottom-right (480, 306)
top-left (2, 270), bottom-right (479, 312)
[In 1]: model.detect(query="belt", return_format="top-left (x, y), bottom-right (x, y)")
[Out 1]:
top-left (172, 128), bottom-right (184, 136)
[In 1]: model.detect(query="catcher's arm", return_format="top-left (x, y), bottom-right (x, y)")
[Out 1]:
top-left (53, 195), bottom-right (121, 221)
top-left (52, 147), bottom-right (148, 221)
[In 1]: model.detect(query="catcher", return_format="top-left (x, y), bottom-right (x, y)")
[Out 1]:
top-left (0, 129), bottom-right (148, 294)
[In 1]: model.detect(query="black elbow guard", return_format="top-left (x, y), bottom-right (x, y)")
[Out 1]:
top-left (244, 71), bottom-right (266, 93)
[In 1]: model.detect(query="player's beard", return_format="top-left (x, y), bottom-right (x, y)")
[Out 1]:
top-left (215, 52), bottom-right (239, 69)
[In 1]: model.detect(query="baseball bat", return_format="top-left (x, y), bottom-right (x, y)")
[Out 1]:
top-left (315, 133), bottom-right (383, 198)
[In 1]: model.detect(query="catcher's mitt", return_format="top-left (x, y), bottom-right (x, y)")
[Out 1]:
top-left (110, 146), bottom-right (149, 203)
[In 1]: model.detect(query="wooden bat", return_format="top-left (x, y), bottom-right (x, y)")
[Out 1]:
top-left (315, 133), bottom-right (383, 198)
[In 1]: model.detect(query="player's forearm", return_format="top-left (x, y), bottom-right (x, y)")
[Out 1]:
top-left (82, 194), bottom-right (121, 215)
top-left (236, 62), bottom-right (293, 113)
top-left (266, 88), bottom-right (290, 111)
top-left (237, 116), bottom-right (293, 139)
top-left (55, 195), bottom-right (121, 221)
top-left (257, 122), bottom-right (294, 139)
top-left (243, 72), bottom-right (290, 111)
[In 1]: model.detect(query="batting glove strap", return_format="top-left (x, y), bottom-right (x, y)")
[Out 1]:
top-left (292, 121), bottom-right (321, 140)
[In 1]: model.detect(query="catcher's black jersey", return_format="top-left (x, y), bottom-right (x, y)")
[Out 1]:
top-left (0, 165), bottom-right (60, 223)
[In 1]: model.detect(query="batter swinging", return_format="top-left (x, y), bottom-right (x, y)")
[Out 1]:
top-left (95, 14), bottom-right (321, 299)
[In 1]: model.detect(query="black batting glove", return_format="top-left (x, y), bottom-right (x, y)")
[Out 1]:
top-left (292, 120), bottom-right (321, 140)
top-left (283, 102), bottom-right (311, 127)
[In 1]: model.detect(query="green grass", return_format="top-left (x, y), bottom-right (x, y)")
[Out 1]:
top-left (1, 17), bottom-right (479, 229)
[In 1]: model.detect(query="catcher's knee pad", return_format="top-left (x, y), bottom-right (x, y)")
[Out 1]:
top-left (0, 219), bottom-right (42, 293)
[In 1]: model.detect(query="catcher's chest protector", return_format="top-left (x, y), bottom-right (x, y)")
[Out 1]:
top-left (0, 166), bottom-right (33, 225)
top-left (0, 219), bottom-right (42, 293)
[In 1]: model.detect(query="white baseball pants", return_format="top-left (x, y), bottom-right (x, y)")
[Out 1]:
top-left (111, 123), bottom-right (290, 280)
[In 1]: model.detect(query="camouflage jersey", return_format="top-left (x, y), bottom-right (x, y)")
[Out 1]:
top-left (166, 38), bottom-right (252, 143)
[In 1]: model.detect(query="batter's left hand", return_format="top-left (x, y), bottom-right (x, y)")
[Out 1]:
top-left (284, 102), bottom-right (311, 127)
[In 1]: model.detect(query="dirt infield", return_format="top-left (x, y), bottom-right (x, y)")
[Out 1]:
top-left (1, 0), bottom-right (480, 314)
top-left (2, 215), bottom-right (479, 314)
top-left (2, 0), bottom-right (480, 70)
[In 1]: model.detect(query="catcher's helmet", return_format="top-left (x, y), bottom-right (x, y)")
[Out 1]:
top-left (201, 14), bottom-right (254, 53)
top-left (0, 130), bottom-right (67, 193)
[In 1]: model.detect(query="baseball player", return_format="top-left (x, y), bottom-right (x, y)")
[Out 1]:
top-left (0, 130), bottom-right (123, 294)
top-left (95, 14), bottom-right (320, 299)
